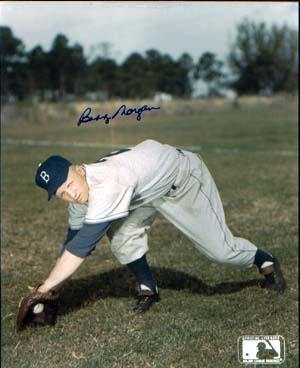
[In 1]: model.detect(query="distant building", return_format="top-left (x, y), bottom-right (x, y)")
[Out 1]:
top-left (154, 92), bottom-right (173, 102)
top-left (192, 78), bottom-right (238, 100)
top-left (191, 79), bottom-right (210, 98)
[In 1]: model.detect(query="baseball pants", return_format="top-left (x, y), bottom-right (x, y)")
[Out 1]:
top-left (108, 152), bottom-right (257, 268)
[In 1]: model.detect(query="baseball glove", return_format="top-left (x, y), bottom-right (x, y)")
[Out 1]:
top-left (16, 285), bottom-right (59, 331)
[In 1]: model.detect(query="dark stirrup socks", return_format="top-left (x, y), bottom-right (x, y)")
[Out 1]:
top-left (126, 254), bottom-right (157, 293)
top-left (254, 248), bottom-right (275, 283)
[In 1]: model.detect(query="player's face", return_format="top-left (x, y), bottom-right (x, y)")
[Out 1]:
top-left (55, 165), bottom-right (89, 204)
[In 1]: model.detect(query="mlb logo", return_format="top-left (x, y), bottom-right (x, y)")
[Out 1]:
top-left (238, 336), bottom-right (285, 364)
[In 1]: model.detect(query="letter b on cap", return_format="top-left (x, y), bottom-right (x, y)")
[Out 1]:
top-left (40, 170), bottom-right (50, 183)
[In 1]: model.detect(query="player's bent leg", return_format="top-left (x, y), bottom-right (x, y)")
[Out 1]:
top-left (107, 205), bottom-right (160, 312)
top-left (107, 205), bottom-right (157, 265)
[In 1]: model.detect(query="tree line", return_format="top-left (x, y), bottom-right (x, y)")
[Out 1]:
top-left (0, 19), bottom-right (298, 102)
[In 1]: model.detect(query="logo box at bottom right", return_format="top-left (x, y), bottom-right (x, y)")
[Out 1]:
top-left (238, 335), bottom-right (285, 364)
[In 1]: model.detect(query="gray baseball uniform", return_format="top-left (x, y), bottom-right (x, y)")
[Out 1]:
top-left (66, 139), bottom-right (257, 267)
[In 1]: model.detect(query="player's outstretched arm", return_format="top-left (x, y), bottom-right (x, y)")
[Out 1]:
top-left (38, 221), bottom-right (112, 293)
top-left (37, 250), bottom-right (84, 293)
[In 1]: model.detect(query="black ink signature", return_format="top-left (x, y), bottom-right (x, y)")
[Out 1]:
top-left (77, 104), bottom-right (161, 126)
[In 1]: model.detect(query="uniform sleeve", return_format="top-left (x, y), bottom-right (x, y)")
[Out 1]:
top-left (63, 221), bottom-right (112, 258)
top-left (59, 228), bottom-right (80, 257)
top-left (85, 181), bottom-right (134, 224)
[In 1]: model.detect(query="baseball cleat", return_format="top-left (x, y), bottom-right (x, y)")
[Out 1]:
top-left (130, 290), bottom-right (160, 313)
top-left (259, 257), bottom-right (286, 294)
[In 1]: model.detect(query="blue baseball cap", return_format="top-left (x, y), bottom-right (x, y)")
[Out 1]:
top-left (35, 156), bottom-right (72, 200)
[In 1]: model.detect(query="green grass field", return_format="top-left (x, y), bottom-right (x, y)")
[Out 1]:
top-left (1, 99), bottom-right (298, 367)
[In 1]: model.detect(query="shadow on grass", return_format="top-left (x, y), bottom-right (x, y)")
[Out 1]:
top-left (58, 266), bottom-right (262, 316)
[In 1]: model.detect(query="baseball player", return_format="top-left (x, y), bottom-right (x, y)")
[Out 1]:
top-left (17, 139), bottom-right (286, 329)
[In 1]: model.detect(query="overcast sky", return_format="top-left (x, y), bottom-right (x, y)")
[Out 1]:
top-left (0, 1), bottom-right (298, 63)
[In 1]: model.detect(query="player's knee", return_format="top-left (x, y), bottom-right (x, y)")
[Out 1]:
top-left (109, 236), bottom-right (126, 255)
top-left (110, 241), bottom-right (148, 265)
